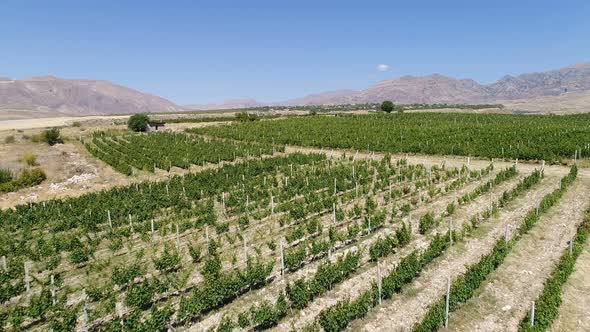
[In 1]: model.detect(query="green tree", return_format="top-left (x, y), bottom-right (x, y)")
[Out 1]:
top-left (380, 100), bottom-right (394, 113)
top-left (42, 128), bottom-right (63, 145)
top-left (127, 113), bottom-right (150, 132)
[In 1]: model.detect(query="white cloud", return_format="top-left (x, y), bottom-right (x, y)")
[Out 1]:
top-left (377, 64), bottom-right (390, 72)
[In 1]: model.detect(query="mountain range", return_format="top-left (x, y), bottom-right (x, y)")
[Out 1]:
top-left (1, 62), bottom-right (589, 118)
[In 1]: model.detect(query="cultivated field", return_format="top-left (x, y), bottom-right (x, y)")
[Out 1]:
top-left (0, 112), bottom-right (589, 332)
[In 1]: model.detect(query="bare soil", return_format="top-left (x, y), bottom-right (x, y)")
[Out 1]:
top-left (446, 177), bottom-right (590, 332)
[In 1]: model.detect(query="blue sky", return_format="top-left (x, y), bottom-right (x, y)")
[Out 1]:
top-left (1, 0), bottom-right (589, 104)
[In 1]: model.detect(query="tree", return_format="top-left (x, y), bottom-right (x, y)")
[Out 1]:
top-left (128, 113), bottom-right (150, 132)
top-left (42, 128), bottom-right (63, 145)
top-left (380, 100), bottom-right (394, 113)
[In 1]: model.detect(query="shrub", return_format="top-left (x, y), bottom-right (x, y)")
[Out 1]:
top-left (4, 135), bottom-right (15, 144)
top-left (22, 152), bottom-right (38, 166)
top-left (127, 113), bottom-right (150, 132)
top-left (42, 128), bottom-right (63, 145)
top-left (0, 168), bottom-right (12, 184)
top-left (235, 112), bottom-right (259, 122)
top-left (0, 168), bottom-right (46, 193)
top-left (71, 121), bottom-right (82, 127)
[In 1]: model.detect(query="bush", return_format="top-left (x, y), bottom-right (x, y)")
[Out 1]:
top-left (0, 168), bottom-right (46, 193)
top-left (0, 168), bottom-right (12, 184)
top-left (42, 128), bottom-right (63, 145)
top-left (128, 113), bottom-right (150, 132)
top-left (71, 121), bottom-right (82, 127)
top-left (236, 112), bottom-right (259, 122)
top-left (22, 152), bottom-right (38, 166)
top-left (4, 135), bottom-right (15, 144)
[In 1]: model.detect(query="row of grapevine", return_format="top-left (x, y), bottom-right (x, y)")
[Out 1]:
top-left (190, 113), bottom-right (590, 162)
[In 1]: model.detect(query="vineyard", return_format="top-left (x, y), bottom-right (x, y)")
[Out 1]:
top-left (1, 120), bottom-right (589, 331)
top-left (83, 131), bottom-right (282, 175)
top-left (190, 113), bottom-right (590, 163)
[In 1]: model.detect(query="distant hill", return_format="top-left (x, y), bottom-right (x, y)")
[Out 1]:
top-left (1, 62), bottom-right (589, 119)
top-left (0, 76), bottom-right (179, 118)
top-left (279, 62), bottom-right (590, 105)
top-left (184, 98), bottom-right (264, 111)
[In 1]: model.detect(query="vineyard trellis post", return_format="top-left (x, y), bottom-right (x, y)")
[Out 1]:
top-left (271, 194), bottom-right (274, 214)
top-left (206, 225), bottom-right (210, 242)
top-left (280, 241), bottom-right (285, 275)
top-left (108, 210), bottom-right (112, 229)
top-left (82, 288), bottom-right (88, 328)
top-left (176, 224), bottom-right (181, 249)
top-left (1, 255), bottom-right (6, 272)
top-left (377, 260), bottom-right (382, 305)
top-left (24, 261), bottom-right (31, 294)
top-left (445, 276), bottom-right (450, 328)
top-left (151, 219), bottom-right (155, 242)
top-left (530, 301), bottom-right (535, 326)
top-left (51, 274), bottom-right (56, 305)
top-left (128, 214), bottom-right (133, 233)
top-left (243, 237), bottom-right (248, 263)
top-left (449, 217), bottom-right (453, 246)
top-left (569, 239), bottom-right (573, 255)
top-left (332, 203), bottom-right (336, 224)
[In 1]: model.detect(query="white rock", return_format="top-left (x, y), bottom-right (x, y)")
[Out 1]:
top-left (502, 305), bottom-right (511, 311)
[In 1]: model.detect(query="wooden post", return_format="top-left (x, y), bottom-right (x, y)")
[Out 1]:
top-left (243, 238), bottom-right (248, 263)
top-left (151, 219), bottom-right (155, 241)
top-left (445, 277), bottom-right (451, 328)
top-left (118, 306), bottom-right (125, 332)
top-left (166, 184), bottom-right (169, 195)
top-left (176, 224), bottom-right (180, 249)
top-left (206, 225), bottom-right (209, 242)
top-left (377, 261), bottom-right (382, 305)
top-left (25, 261), bottom-right (30, 293)
top-left (569, 240), bottom-right (574, 255)
top-left (108, 210), bottom-right (112, 229)
top-left (332, 203), bottom-right (336, 224)
top-left (271, 194), bottom-right (274, 214)
top-left (280, 241), bottom-right (285, 275)
top-left (82, 288), bottom-right (88, 328)
top-left (51, 275), bottom-right (56, 305)
top-left (128, 214), bottom-right (133, 233)
top-left (449, 217), bottom-right (453, 245)
top-left (334, 178), bottom-right (337, 195)
top-left (530, 301), bottom-right (535, 326)
top-left (1, 255), bottom-right (6, 272)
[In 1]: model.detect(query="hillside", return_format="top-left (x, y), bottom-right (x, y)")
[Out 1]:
top-left (0, 76), bottom-right (179, 119)
top-left (283, 62), bottom-right (590, 105)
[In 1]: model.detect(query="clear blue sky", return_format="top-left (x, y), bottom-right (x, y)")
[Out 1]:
top-left (1, 0), bottom-right (589, 104)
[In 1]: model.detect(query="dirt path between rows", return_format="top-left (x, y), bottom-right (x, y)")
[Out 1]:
top-left (263, 171), bottom-right (537, 331)
top-left (549, 224), bottom-right (590, 332)
top-left (446, 177), bottom-right (590, 332)
top-left (348, 175), bottom-right (561, 331)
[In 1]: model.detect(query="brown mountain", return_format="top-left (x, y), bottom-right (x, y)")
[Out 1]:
top-left (184, 98), bottom-right (264, 111)
top-left (0, 76), bottom-right (179, 118)
top-left (280, 62), bottom-right (590, 105)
